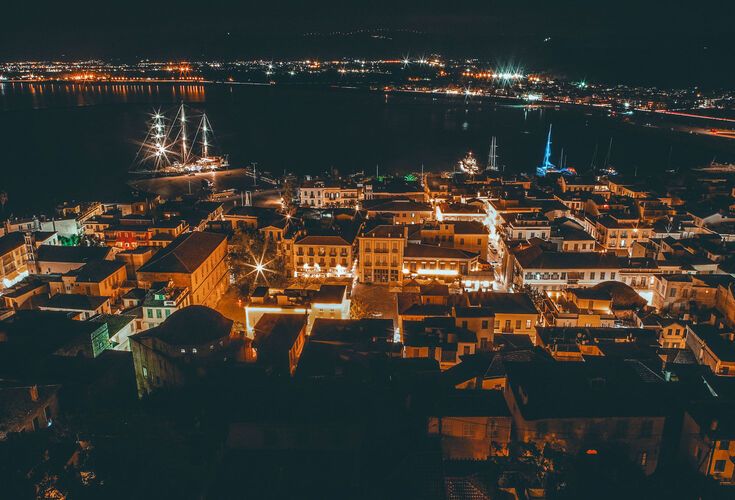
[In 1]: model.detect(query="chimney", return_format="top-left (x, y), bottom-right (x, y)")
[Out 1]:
top-left (29, 385), bottom-right (39, 402)
top-left (710, 419), bottom-right (718, 432)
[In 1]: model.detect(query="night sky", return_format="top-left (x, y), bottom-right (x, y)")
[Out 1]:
top-left (3, 0), bottom-right (734, 87)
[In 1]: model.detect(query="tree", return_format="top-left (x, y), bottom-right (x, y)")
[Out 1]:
top-left (280, 179), bottom-right (297, 215)
top-left (228, 229), bottom-right (288, 294)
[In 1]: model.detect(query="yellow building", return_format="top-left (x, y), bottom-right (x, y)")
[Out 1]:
top-left (504, 361), bottom-right (667, 476)
top-left (137, 231), bottom-right (228, 308)
top-left (50, 260), bottom-right (127, 302)
top-left (465, 291), bottom-right (539, 342)
top-left (680, 403), bottom-right (735, 484)
top-left (427, 391), bottom-right (512, 460)
top-left (594, 214), bottom-right (652, 255)
top-left (358, 225), bottom-right (407, 286)
top-left (420, 221), bottom-right (490, 261)
top-left (364, 199), bottom-right (433, 225)
top-left (0, 232), bottom-right (29, 289)
top-left (686, 324), bottom-right (735, 376)
top-left (292, 235), bottom-right (352, 278)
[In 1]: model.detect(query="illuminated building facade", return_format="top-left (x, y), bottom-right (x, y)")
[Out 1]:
top-left (137, 231), bottom-right (228, 307)
top-left (292, 235), bottom-right (352, 278)
top-left (299, 181), bottom-right (361, 208)
top-left (403, 244), bottom-right (479, 283)
top-left (0, 232), bottom-right (30, 289)
top-left (357, 225), bottom-right (407, 285)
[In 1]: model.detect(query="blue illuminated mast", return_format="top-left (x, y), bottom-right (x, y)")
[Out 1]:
top-left (537, 124), bottom-right (556, 176)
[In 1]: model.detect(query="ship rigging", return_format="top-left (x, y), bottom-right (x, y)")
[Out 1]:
top-left (536, 124), bottom-right (577, 177)
top-left (131, 103), bottom-right (229, 175)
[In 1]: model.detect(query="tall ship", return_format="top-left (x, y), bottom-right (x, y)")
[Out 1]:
top-left (130, 103), bottom-right (229, 176)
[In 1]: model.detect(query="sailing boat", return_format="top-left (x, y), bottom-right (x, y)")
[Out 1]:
top-left (487, 136), bottom-right (500, 172)
top-left (537, 125), bottom-right (576, 177)
top-left (131, 103), bottom-right (229, 176)
top-left (598, 137), bottom-right (619, 176)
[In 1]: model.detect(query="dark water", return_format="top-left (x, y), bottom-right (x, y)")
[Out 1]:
top-left (1, 82), bottom-right (734, 215)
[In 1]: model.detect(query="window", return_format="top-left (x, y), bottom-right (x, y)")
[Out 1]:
top-left (590, 272), bottom-right (596, 280)
top-left (481, 320), bottom-right (489, 329)
top-left (525, 319), bottom-right (532, 329)
top-left (463, 346), bottom-right (471, 355)
top-left (718, 440), bottom-right (730, 450)
top-left (462, 422), bottom-right (472, 436)
top-left (515, 320), bottom-right (521, 329)
top-left (461, 320), bottom-right (468, 329)
top-left (147, 309), bottom-right (153, 318)
top-left (639, 451), bottom-right (648, 467)
top-left (714, 460), bottom-right (726, 473)
top-left (142, 366), bottom-right (148, 377)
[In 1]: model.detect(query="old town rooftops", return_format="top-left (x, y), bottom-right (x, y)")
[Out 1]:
top-left (429, 389), bottom-right (510, 417)
top-left (450, 221), bottom-right (489, 235)
top-left (253, 313), bottom-right (306, 353)
top-left (465, 291), bottom-right (538, 315)
top-left (66, 260), bottom-right (126, 283)
top-left (310, 318), bottom-right (393, 343)
top-left (294, 235), bottom-right (351, 246)
top-left (41, 293), bottom-right (109, 311)
top-left (312, 285), bottom-right (347, 304)
top-left (515, 246), bottom-right (621, 270)
top-left (404, 243), bottom-right (477, 260)
top-left (138, 231), bottom-right (226, 274)
top-left (363, 198), bottom-right (432, 212)
top-left (0, 232), bottom-right (26, 255)
top-left (36, 245), bottom-right (112, 263)
top-left (362, 225), bottom-right (407, 239)
top-left (505, 359), bottom-right (667, 420)
top-left (687, 325), bottom-right (735, 363)
top-left (137, 305), bottom-right (233, 346)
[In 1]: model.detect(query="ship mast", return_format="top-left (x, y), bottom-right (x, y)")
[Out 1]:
top-left (179, 103), bottom-right (188, 164)
top-left (537, 124), bottom-right (555, 176)
top-left (202, 114), bottom-right (209, 158)
top-left (488, 136), bottom-right (499, 171)
top-left (152, 110), bottom-right (167, 171)
top-left (603, 137), bottom-right (613, 169)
